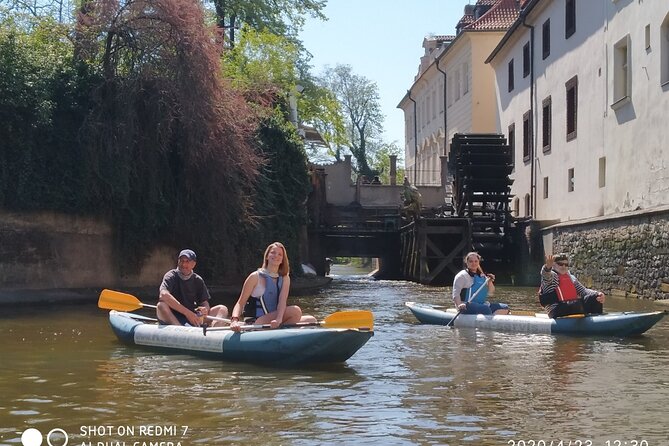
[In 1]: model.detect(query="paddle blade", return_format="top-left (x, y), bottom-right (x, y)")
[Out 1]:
top-left (98, 289), bottom-right (144, 312)
top-left (322, 310), bottom-right (374, 330)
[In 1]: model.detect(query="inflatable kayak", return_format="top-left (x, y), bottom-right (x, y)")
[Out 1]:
top-left (108, 310), bottom-right (373, 366)
top-left (405, 302), bottom-right (667, 337)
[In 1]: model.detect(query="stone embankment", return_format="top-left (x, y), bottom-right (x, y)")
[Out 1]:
top-left (550, 211), bottom-right (669, 301)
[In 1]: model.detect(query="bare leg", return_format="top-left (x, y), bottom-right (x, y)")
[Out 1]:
top-left (208, 305), bottom-right (229, 327)
top-left (156, 301), bottom-right (180, 325)
top-left (300, 314), bottom-right (317, 324)
top-left (281, 306), bottom-right (304, 325)
top-left (255, 306), bottom-right (304, 326)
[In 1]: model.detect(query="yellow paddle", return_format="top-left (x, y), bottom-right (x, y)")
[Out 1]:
top-left (98, 289), bottom-right (229, 324)
top-left (99, 289), bottom-right (374, 330)
top-left (205, 310), bottom-right (374, 333)
top-left (98, 289), bottom-right (157, 311)
top-left (314, 310), bottom-right (374, 330)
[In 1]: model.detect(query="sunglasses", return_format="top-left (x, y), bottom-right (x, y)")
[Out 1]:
top-left (556, 261), bottom-right (569, 267)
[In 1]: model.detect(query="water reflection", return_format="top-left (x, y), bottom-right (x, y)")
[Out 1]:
top-left (1, 269), bottom-right (668, 445)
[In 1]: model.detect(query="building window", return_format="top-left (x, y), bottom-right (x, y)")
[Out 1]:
top-left (645, 24), bottom-right (651, 50)
top-left (440, 79), bottom-right (445, 109)
top-left (508, 123), bottom-right (515, 169)
top-left (508, 59), bottom-right (515, 92)
top-left (568, 168), bottom-right (575, 192)
top-left (455, 69), bottom-right (461, 101)
top-left (612, 35), bottom-right (631, 106)
top-left (543, 177), bottom-right (549, 199)
top-left (447, 77), bottom-right (452, 107)
top-left (542, 19), bottom-right (551, 60)
top-left (599, 157), bottom-right (606, 188)
top-left (523, 110), bottom-right (532, 162)
top-left (565, 0), bottom-right (576, 39)
top-left (542, 96), bottom-right (552, 152)
top-left (566, 76), bottom-right (578, 141)
top-left (523, 42), bottom-right (531, 78)
top-left (463, 62), bottom-right (469, 94)
top-left (660, 14), bottom-right (669, 85)
top-left (524, 193), bottom-right (531, 217)
top-left (513, 197), bottom-right (520, 217)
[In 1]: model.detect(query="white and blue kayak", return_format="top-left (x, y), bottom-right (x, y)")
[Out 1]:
top-left (405, 302), bottom-right (667, 337)
top-left (108, 310), bottom-right (373, 366)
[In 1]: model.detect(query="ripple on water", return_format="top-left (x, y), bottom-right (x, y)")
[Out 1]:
top-left (2, 274), bottom-right (669, 445)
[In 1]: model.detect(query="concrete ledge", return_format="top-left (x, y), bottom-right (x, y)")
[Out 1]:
top-left (542, 204), bottom-right (669, 231)
top-left (0, 288), bottom-right (100, 306)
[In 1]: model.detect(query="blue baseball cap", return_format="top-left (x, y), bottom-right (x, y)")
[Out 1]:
top-left (178, 249), bottom-right (197, 261)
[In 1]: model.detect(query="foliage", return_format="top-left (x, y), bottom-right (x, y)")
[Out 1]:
top-left (222, 25), bottom-right (314, 275)
top-left (1, 0), bottom-right (385, 283)
top-left (0, 14), bottom-right (97, 211)
top-left (0, 0), bottom-right (75, 23)
top-left (247, 106), bottom-right (311, 273)
top-left (320, 64), bottom-right (385, 178)
top-left (297, 76), bottom-right (348, 163)
top-left (223, 26), bottom-right (301, 91)
top-left (209, 0), bottom-right (326, 47)
top-left (370, 141), bottom-right (405, 185)
top-left (73, 0), bottom-right (263, 279)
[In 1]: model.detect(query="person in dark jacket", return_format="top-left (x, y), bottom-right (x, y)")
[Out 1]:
top-left (539, 253), bottom-right (606, 318)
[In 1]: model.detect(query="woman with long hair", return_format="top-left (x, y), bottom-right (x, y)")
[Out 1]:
top-left (228, 242), bottom-right (316, 332)
top-left (451, 251), bottom-right (509, 315)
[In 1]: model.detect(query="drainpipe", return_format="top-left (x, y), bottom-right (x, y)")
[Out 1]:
top-left (435, 56), bottom-right (449, 180)
top-left (407, 91), bottom-right (418, 184)
top-left (522, 16), bottom-right (536, 218)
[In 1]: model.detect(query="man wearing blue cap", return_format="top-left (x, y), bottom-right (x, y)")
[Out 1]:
top-left (157, 249), bottom-right (229, 326)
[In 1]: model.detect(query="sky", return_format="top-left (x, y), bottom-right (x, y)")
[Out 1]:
top-left (299, 0), bottom-right (468, 148)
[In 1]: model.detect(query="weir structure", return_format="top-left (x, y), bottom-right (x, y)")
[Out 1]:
top-left (305, 134), bottom-right (513, 285)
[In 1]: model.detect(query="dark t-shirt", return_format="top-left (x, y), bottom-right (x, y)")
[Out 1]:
top-left (159, 269), bottom-right (211, 311)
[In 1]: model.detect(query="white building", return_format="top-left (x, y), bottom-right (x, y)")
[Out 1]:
top-left (397, 0), bottom-right (523, 187)
top-left (487, 0), bottom-right (669, 222)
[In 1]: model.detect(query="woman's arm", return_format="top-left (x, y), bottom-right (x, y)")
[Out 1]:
top-left (229, 272), bottom-right (259, 331)
top-left (486, 274), bottom-right (496, 296)
top-left (452, 272), bottom-right (469, 308)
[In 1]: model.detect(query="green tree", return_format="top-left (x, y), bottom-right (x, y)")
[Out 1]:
top-left (0, 0), bottom-right (74, 22)
top-left (321, 64), bottom-right (385, 179)
top-left (223, 25), bottom-right (300, 90)
top-left (221, 25), bottom-right (314, 272)
top-left (296, 74), bottom-right (348, 163)
top-left (210, 0), bottom-right (326, 47)
top-left (0, 14), bottom-right (96, 211)
top-left (75, 0), bottom-right (263, 278)
top-left (370, 141), bottom-right (404, 185)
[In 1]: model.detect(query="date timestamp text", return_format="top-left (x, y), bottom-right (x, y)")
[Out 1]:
top-left (507, 441), bottom-right (649, 446)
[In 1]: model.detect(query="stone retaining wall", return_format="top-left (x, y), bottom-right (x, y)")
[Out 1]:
top-left (546, 211), bottom-right (669, 301)
top-left (0, 209), bottom-right (174, 295)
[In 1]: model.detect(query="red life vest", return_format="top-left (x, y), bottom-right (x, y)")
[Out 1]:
top-left (556, 273), bottom-right (578, 302)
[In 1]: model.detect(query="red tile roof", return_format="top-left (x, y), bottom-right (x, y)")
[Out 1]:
top-left (465, 0), bottom-right (521, 31)
top-left (457, 13), bottom-right (475, 29)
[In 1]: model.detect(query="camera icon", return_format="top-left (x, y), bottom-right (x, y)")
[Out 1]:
top-left (21, 428), bottom-right (69, 446)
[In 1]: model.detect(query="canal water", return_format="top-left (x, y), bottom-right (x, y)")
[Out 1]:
top-left (1, 265), bottom-right (669, 446)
